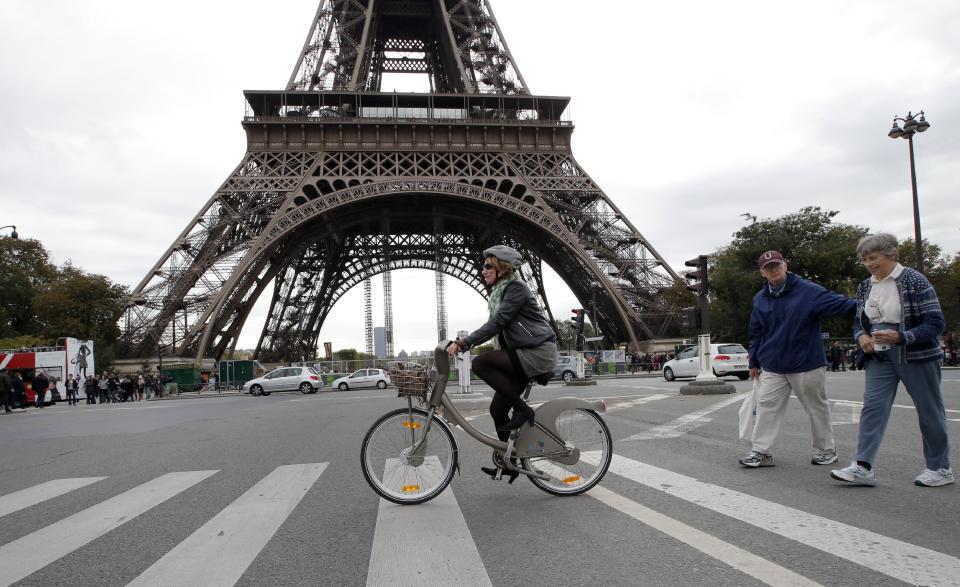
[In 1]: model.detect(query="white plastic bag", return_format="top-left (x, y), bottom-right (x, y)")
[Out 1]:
top-left (738, 378), bottom-right (759, 443)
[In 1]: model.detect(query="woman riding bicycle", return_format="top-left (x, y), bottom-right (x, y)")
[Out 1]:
top-left (446, 245), bottom-right (558, 481)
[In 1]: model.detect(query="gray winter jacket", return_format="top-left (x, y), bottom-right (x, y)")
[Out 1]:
top-left (462, 280), bottom-right (557, 350)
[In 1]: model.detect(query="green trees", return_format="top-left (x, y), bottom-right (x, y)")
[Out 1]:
top-left (705, 207), bottom-right (959, 346)
top-left (0, 238), bottom-right (128, 369)
top-left (709, 207), bottom-right (868, 344)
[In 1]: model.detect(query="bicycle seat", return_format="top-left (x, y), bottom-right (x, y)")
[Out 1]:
top-left (531, 372), bottom-right (552, 386)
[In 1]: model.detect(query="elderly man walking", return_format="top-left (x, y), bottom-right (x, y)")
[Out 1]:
top-left (739, 251), bottom-right (857, 468)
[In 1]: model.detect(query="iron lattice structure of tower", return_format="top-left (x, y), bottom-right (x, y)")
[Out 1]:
top-left (120, 0), bottom-right (682, 362)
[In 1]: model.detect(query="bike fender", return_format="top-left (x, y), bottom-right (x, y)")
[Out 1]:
top-left (514, 398), bottom-right (605, 464)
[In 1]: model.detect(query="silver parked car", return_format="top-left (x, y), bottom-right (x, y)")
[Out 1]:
top-left (244, 366), bottom-right (323, 396)
top-left (551, 356), bottom-right (591, 382)
top-left (330, 368), bottom-right (391, 391)
top-left (662, 343), bottom-right (750, 381)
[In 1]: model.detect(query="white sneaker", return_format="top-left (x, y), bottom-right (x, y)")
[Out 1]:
top-left (914, 468), bottom-right (955, 487)
top-left (830, 462), bottom-right (876, 486)
top-left (811, 450), bottom-right (838, 465)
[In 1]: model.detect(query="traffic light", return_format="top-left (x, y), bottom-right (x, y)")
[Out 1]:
top-left (571, 308), bottom-right (585, 326)
top-left (684, 255), bottom-right (709, 295)
top-left (682, 306), bottom-right (701, 331)
top-left (572, 309), bottom-right (586, 351)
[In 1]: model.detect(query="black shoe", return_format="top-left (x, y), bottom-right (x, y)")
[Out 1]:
top-left (497, 405), bottom-right (535, 432)
top-left (480, 466), bottom-right (520, 484)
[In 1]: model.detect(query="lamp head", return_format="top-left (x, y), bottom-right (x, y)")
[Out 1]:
top-left (902, 113), bottom-right (919, 133)
top-left (888, 122), bottom-right (904, 139)
top-left (916, 111), bottom-right (930, 132)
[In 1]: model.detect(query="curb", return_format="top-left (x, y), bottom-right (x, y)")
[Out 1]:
top-left (679, 380), bottom-right (737, 395)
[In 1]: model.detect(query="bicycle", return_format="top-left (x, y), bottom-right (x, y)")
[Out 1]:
top-left (360, 343), bottom-right (613, 505)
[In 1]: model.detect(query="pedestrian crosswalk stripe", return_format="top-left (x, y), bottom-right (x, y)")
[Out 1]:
top-left (589, 486), bottom-right (822, 587)
top-left (603, 453), bottom-right (960, 586)
top-left (0, 470), bottom-right (218, 586)
top-left (0, 477), bottom-right (106, 519)
top-left (129, 463), bottom-right (328, 587)
top-left (622, 394), bottom-right (744, 441)
top-left (367, 457), bottom-right (491, 586)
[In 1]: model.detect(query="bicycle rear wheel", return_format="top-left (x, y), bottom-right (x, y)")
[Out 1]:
top-left (525, 408), bottom-right (612, 496)
top-left (361, 407), bottom-right (458, 505)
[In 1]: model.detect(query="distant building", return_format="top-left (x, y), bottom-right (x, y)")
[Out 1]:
top-left (398, 349), bottom-right (408, 358)
top-left (374, 327), bottom-right (386, 358)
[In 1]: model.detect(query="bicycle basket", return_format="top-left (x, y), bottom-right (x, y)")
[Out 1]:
top-left (387, 361), bottom-right (432, 401)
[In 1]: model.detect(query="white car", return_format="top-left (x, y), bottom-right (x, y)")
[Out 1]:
top-left (244, 366), bottom-right (323, 396)
top-left (331, 368), bottom-right (392, 391)
top-left (662, 343), bottom-right (750, 381)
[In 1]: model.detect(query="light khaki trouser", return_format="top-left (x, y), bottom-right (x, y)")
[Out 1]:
top-left (751, 367), bottom-right (835, 455)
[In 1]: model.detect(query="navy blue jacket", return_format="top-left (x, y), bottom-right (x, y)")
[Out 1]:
top-left (748, 272), bottom-right (856, 373)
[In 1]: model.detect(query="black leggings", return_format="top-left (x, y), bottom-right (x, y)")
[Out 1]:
top-left (472, 350), bottom-right (528, 441)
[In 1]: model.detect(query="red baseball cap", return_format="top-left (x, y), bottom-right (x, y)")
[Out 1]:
top-left (758, 250), bottom-right (785, 269)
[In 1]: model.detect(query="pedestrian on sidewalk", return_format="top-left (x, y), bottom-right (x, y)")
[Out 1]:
top-left (739, 250), bottom-right (856, 468)
top-left (0, 370), bottom-right (12, 413)
top-left (65, 374), bottom-right (79, 406)
top-left (32, 371), bottom-right (49, 408)
top-left (831, 233), bottom-right (952, 487)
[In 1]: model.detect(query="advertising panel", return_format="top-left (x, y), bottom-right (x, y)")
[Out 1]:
top-left (602, 350), bottom-right (626, 364)
top-left (66, 338), bottom-right (95, 399)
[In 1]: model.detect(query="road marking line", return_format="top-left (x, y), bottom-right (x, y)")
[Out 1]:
top-left (604, 453), bottom-right (960, 586)
top-left (0, 470), bottom-right (218, 586)
top-left (828, 398), bottom-right (960, 415)
top-left (367, 457), bottom-right (491, 587)
top-left (605, 393), bottom-right (671, 411)
top-left (589, 486), bottom-right (821, 586)
top-left (129, 463), bottom-right (327, 587)
top-left (0, 478), bottom-right (107, 518)
top-left (622, 394), bottom-right (745, 441)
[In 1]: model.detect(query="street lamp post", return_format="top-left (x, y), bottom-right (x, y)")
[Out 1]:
top-left (888, 111), bottom-right (931, 272)
top-left (0, 225), bottom-right (17, 239)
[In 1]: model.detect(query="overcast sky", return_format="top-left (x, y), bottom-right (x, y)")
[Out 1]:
top-left (2, 1), bottom-right (958, 354)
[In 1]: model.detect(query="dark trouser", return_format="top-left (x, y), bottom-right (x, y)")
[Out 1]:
top-left (0, 388), bottom-right (10, 411)
top-left (66, 390), bottom-right (77, 405)
top-left (472, 350), bottom-right (528, 442)
top-left (36, 389), bottom-right (45, 407)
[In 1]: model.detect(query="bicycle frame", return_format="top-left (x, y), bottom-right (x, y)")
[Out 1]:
top-left (404, 345), bottom-right (607, 478)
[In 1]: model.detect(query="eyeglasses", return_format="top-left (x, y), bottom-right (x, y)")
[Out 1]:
top-left (482, 263), bottom-right (495, 270)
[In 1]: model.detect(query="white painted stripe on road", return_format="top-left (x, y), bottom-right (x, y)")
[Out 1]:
top-left (823, 397), bottom-right (960, 415)
top-left (589, 486), bottom-right (821, 587)
top-left (129, 463), bottom-right (328, 587)
top-left (0, 477), bottom-right (106, 518)
top-left (0, 470), bottom-right (217, 586)
top-left (367, 457), bottom-right (491, 586)
top-left (605, 394), bottom-right (671, 413)
top-left (623, 394), bottom-right (745, 441)
top-left (605, 453), bottom-right (960, 585)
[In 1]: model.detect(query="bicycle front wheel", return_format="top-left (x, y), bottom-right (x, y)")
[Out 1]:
top-left (526, 408), bottom-right (612, 496)
top-left (360, 407), bottom-right (458, 505)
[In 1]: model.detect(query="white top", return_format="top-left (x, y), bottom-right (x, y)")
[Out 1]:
top-left (864, 263), bottom-right (904, 324)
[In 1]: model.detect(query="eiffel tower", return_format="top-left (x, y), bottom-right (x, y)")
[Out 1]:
top-left (121, 0), bottom-right (682, 362)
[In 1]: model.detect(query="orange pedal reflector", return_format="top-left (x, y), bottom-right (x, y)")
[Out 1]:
top-left (402, 420), bottom-right (422, 429)
top-left (401, 485), bottom-right (420, 493)
top-left (562, 475), bottom-right (581, 484)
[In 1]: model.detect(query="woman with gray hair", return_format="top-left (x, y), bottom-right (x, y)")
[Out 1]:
top-left (831, 233), bottom-right (951, 487)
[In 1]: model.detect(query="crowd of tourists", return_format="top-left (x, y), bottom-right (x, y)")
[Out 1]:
top-left (0, 371), bottom-right (170, 412)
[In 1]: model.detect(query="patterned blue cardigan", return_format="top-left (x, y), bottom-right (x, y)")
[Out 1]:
top-left (854, 267), bottom-right (945, 362)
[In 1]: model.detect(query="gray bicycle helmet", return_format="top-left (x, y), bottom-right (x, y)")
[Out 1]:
top-left (482, 245), bottom-right (523, 268)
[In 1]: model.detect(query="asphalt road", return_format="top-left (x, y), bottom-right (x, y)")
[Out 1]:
top-left (1, 370), bottom-right (958, 586)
